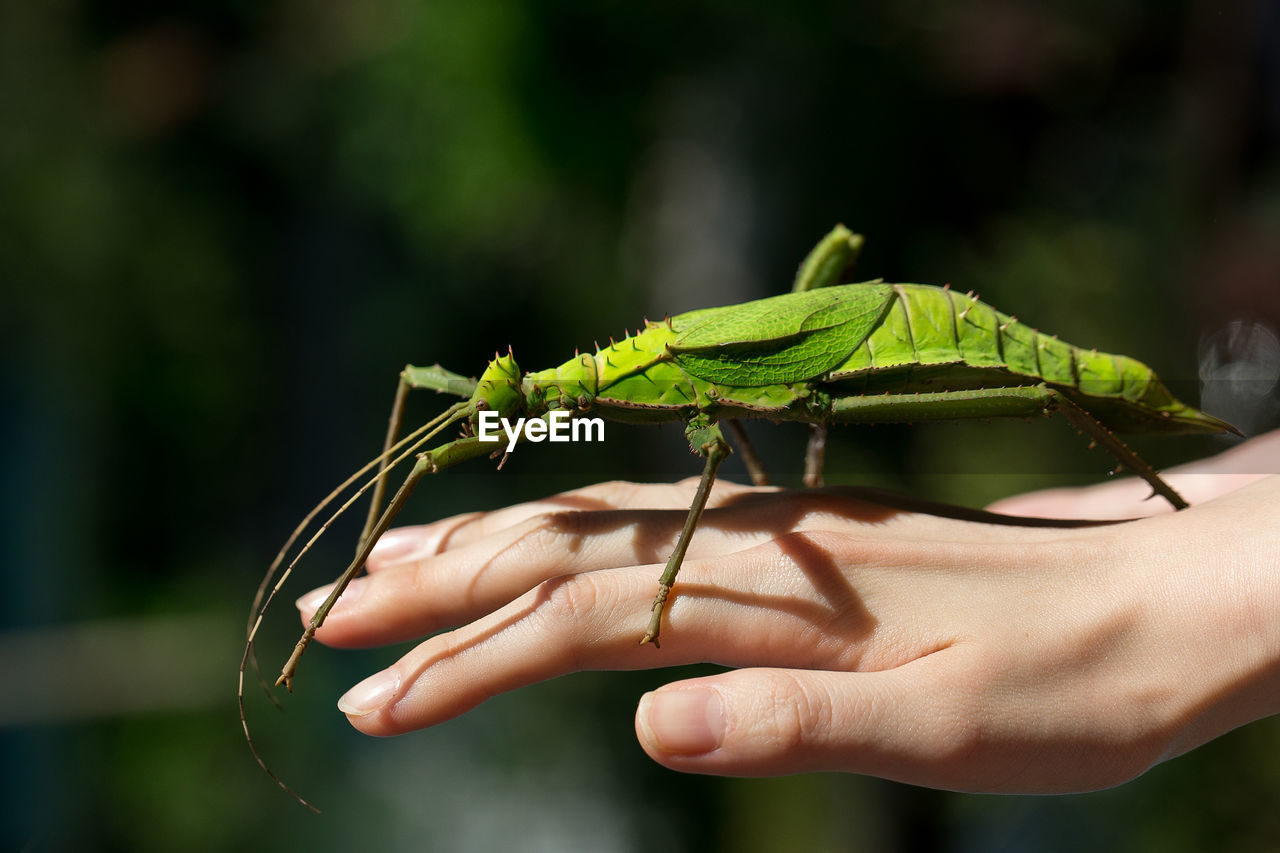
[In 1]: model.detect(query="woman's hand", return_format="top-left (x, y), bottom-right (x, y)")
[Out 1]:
top-left (297, 432), bottom-right (1280, 794)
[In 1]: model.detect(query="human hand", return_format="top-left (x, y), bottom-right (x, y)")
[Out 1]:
top-left (297, 433), bottom-right (1280, 794)
top-left (986, 429), bottom-right (1279, 519)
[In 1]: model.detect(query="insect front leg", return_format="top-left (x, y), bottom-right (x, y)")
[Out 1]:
top-left (359, 364), bottom-right (480, 552)
top-left (640, 420), bottom-right (731, 647)
top-left (245, 375), bottom-right (477, 712)
top-left (276, 429), bottom-right (499, 691)
top-left (279, 454), bottom-right (434, 691)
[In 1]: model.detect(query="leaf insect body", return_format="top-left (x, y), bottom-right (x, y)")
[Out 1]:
top-left (243, 225), bottom-right (1239, 810)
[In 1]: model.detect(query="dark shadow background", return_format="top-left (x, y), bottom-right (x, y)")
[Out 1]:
top-left (2, 1), bottom-right (1279, 850)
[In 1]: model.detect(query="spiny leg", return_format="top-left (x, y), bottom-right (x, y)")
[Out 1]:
top-left (272, 429), bottom-right (496, 691)
top-left (357, 372), bottom-right (411, 555)
top-left (641, 422), bottom-right (730, 647)
top-left (1052, 393), bottom-right (1189, 510)
top-left (254, 403), bottom-right (472, 698)
top-left (723, 419), bottom-right (769, 486)
top-left (358, 364), bottom-right (479, 554)
top-left (826, 384), bottom-right (1189, 511)
top-left (803, 424), bottom-right (828, 488)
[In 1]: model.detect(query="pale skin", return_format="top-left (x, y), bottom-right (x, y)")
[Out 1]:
top-left (296, 429), bottom-right (1280, 794)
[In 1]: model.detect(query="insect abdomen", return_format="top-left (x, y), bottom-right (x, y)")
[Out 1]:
top-left (830, 284), bottom-right (1054, 380)
top-left (829, 284), bottom-right (1221, 433)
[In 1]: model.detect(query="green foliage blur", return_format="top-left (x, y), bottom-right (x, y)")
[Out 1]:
top-left (2, 0), bottom-right (1278, 850)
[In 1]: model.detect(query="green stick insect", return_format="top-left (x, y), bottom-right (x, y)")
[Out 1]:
top-left (241, 225), bottom-right (1239, 810)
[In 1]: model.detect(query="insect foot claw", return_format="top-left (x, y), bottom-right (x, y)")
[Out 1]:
top-left (275, 674), bottom-right (293, 693)
top-left (642, 585), bottom-right (670, 648)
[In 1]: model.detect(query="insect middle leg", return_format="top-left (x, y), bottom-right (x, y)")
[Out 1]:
top-left (640, 421), bottom-right (731, 647)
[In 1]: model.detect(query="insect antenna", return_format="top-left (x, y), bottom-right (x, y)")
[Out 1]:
top-left (240, 401), bottom-right (472, 811)
top-left (244, 402), bottom-right (467, 700)
top-left (249, 401), bottom-right (468, 661)
top-left (238, 643), bottom-right (321, 812)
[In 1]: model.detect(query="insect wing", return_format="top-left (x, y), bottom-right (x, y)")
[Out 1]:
top-left (670, 284), bottom-right (894, 386)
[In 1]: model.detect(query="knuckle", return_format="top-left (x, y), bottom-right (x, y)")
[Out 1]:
top-left (910, 654), bottom-right (998, 764)
top-left (536, 572), bottom-right (604, 625)
top-left (754, 670), bottom-right (831, 754)
top-left (508, 511), bottom-right (601, 565)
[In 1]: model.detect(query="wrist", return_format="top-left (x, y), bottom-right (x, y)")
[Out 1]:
top-left (1140, 479), bottom-right (1280, 761)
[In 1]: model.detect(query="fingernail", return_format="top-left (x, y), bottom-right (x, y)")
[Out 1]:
top-left (338, 669), bottom-right (401, 716)
top-left (296, 579), bottom-right (365, 619)
top-left (638, 688), bottom-right (723, 755)
top-left (370, 529), bottom-right (416, 562)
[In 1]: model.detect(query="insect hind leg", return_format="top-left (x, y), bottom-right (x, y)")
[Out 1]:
top-left (827, 384), bottom-right (1188, 510)
top-left (1051, 394), bottom-right (1189, 510)
top-left (723, 419), bottom-right (769, 486)
top-left (804, 424), bottom-right (828, 488)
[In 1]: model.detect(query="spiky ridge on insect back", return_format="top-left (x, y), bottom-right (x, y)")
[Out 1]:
top-left (815, 284), bottom-right (1230, 434)
top-left (513, 280), bottom-right (1229, 436)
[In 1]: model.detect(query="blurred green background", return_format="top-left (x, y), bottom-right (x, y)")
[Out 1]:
top-left (3, 0), bottom-right (1279, 850)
